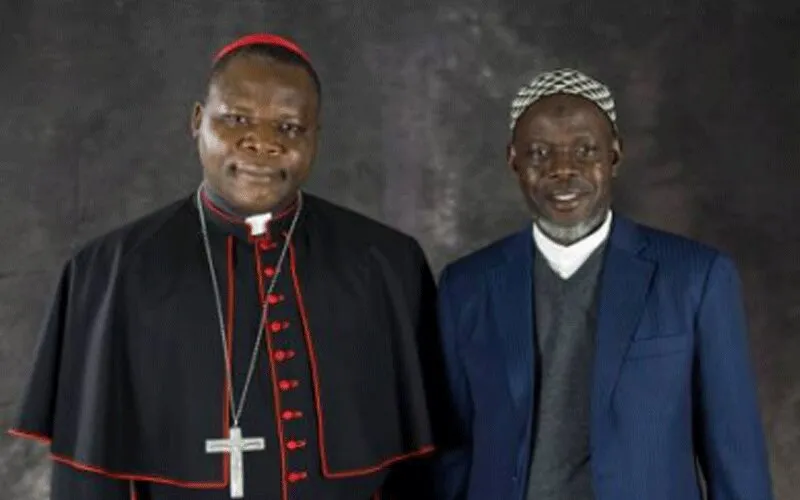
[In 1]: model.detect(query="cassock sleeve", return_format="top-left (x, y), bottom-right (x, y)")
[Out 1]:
top-left (10, 260), bottom-right (134, 499)
top-left (11, 260), bottom-right (74, 440)
top-left (382, 240), bottom-right (462, 500)
top-left (9, 260), bottom-right (136, 500)
top-left (50, 462), bottom-right (134, 500)
top-left (693, 254), bottom-right (773, 499)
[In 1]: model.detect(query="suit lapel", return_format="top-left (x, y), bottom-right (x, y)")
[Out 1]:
top-left (487, 228), bottom-right (536, 411)
top-left (591, 216), bottom-right (655, 419)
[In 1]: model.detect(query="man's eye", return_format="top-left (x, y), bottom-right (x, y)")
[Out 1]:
top-left (528, 147), bottom-right (549, 161)
top-left (279, 123), bottom-right (305, 135)
top-left (222, 114), bottom-right (249, 126)
top-left (576, 144), bottom-right (598, 158)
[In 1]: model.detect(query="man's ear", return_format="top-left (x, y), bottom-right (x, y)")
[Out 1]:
top-left (610, 137), bottom-right (623, 177)
top-left (191, 102), bottom-right (204, 138)
top-left (507, 143), bottom-right (518, 172)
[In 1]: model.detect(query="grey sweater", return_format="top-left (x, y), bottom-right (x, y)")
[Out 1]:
top-left (526, 243), bottom-right (606, 500)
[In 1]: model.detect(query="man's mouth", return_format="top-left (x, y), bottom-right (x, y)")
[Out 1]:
top-left (230, 163), bottom-right (286, 182)
top-left (552, 192), bottom-right (581, 202)
top-left (544, 189), bottom-right (590, 211)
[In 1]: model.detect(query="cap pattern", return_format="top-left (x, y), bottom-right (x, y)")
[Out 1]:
top-left (510, 69), bottom-right (616, 131)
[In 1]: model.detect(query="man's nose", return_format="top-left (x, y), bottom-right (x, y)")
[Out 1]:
top-left (239, 125), bottom-right (284, 156)
top-left (544, 149), bottom-right (579, 178)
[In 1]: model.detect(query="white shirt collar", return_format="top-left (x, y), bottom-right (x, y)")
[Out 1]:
top-left (533, 211), bottom-right (613, 279)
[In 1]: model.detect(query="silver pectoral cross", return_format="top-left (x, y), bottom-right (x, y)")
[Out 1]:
top-left (205, 426), bottom-right (266, 498)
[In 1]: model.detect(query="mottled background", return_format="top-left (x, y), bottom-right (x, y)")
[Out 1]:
top-left (1, 1), bottom-right (798, 499)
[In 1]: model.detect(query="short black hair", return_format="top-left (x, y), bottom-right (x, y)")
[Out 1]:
top-left (209, 43), bottom-right (322, 100)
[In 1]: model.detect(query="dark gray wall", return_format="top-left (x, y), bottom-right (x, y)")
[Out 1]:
top-left (1, 1), bottom-right (797, 498)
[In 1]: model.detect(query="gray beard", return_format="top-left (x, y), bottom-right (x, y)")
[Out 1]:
top-left (536, 209), bottom-right (609, 245)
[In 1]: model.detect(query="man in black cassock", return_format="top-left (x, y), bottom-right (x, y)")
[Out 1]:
top-left (9, 33), bottom-right (449, 500)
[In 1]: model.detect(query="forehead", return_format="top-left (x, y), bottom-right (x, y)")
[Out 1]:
top-left (208, 55), bottom-right (318, 110)
top-left (514, 93), bottom-right (613, 139)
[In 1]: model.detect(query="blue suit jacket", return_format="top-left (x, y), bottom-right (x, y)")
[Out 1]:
top-left (434, 215), bottom-right (772, 500)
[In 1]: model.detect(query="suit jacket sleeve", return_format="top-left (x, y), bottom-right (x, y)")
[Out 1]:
top-left (693, 254), bottom-right (773, 499)
top-left (429, 265), bottom-right (472, 500)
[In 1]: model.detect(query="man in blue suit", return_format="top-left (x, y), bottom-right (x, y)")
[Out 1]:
top-left (434, 69), bottom-right (773, 499)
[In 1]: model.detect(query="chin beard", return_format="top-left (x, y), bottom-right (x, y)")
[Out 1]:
top-left (536, 209), bottom-right (609, 245)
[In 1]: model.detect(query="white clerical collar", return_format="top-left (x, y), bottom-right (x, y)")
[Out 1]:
top-left (533, 211), bottom-right (613, 279)
top-left (245, 213), bottom-right (273, 236)
top-left (201, 183), bottom-right (276, 236)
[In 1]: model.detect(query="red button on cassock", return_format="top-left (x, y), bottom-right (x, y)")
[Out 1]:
top-left (286, 440), bottom-right (307, 450)
top-left (282, 410), bottom-right (303, 421)
top-left (270, 320), bottom-right (290, 333)
top-left (267, 294), bottom-right (284, 305)
top-left (278, 380), bottom-right (299, 391)
top-left (287, 471), bottom-right (308, 483)
top-left (274, 350), bottom-right (295, 362)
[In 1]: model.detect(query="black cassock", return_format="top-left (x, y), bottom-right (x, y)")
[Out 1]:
top-left (11, 191), bottom-right (453, 500)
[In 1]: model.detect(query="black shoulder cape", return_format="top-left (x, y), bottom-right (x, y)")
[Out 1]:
top-left (11, 193), bottom-right (453, 495)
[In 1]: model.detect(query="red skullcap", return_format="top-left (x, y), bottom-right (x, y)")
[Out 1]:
top-left (213, 33), bottom-right (311, 65)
